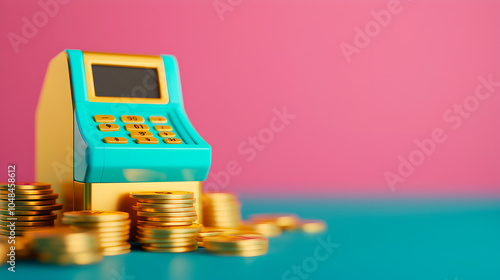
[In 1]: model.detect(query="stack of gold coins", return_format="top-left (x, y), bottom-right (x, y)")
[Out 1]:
top-left (0, 235), bottom-right (9, 265)
top-left (62, 211), bottom-right (131, 256)
top-left (197, 227), bottom-right (241, 247)
top-left (202, 193), bottom-right (241, 228)
top-left (130, 191), bottom-right (199, 252)
top-left (239, 221), bottom-right (283, 237)
top-left (204, 232), bottom-right (268, 257)
top-left (27, 227), bottom-right (102, 265)
top-left (0, 182), bottom-right (62, 236)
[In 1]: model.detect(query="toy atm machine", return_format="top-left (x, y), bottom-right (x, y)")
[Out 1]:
top-left (35, 50), bottom-right (211, 225)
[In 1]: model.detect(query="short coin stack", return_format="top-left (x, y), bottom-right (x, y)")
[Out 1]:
top-left (130, 191), bottom-right (200, 252)
top-left (197, 227), bottom-right (239, 247)
top-left (27, 227), bottom-right (102, 265)
top-left (62, 210), bottom-right (131, 256)
top-left (202, 193), bottom-right (241, 228)
top-left (204, 232), bottom-right (268, 257)
top-left (0, 182), bottom-right (62, 236)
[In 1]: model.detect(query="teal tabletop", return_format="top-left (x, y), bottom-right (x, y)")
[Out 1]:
top-left (2, 197), bottom-right (500, 280)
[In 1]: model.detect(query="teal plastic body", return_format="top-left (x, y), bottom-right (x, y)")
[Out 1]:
top-left (66, 49), bottom-right (212, 183)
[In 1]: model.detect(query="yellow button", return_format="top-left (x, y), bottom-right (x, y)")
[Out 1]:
top-left (155, 125), bottom-right (172, 131)
top-left (125, 124), bottom-right (149, 131)
top-left (98, 124), bottom-right (120, 131)
top-left (164, 138), bottom-right (182, 144)
top-left (149, 116), bottom-right (167, 123)
top-left (104, 137), bottom-right (128, 144)
top-left (136, 137), bottom-right (159, 144)
top-left (130, 131), bottom-right (153, 138)
top-left (121, 115), bottom-right (145, 123)
top-left (94, 115), bottom-right (115, 123)
top-left (159, 131), bottom-right (176, 138)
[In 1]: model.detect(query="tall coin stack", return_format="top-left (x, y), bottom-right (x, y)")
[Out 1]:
top-left (27, 227), bottom-right (102, 265)
top-left (0, 182), bottom-right (62, 236)
top-left (202, 193), bottom-right (241, 228)
top-left (62, 211), bottom-right (131, 256)
top-left (130, 191), bottom-right (200, 253)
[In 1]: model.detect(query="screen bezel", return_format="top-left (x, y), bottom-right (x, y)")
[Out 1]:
top-left (83, 52), bottom-right (169, 104)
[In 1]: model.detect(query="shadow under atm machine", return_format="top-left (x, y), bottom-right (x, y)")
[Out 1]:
top-left (35, 50), bottom-right (212, 225)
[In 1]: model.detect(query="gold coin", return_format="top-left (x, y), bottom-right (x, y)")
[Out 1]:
top-left (13, 204), bottom-right (63, 211)
top-left (136, 231), bottom-right (197, 239)
top-left (130, 191), bottom-right (194, 200)
top-left (0, 193), bottom-right (58, 201)
top-left (142, 241), bottom-right (197, 248)
top-left (142, 244), bottom-right (198, 252)
top-left (136, 236), bottom-right (197, 244)
top-left (136, 198), bottom-right (196, 204)
top-left (205, 243), bottom-right (268, 252)
top-left (69, 225), bottom-right (130, 233)
top-left (28, 227), bottom-right (99, 253)
top-left (137, 211), bottom-right (196, 217)
top-left (240, 221), bottom-right (282, 237)
top-left (0, 199), bottom-right (56, 206)
top-left (102, 249), bottom-right (130, 256)
top-left (135, 202), bottom-right (194, 209)
top-left (0, 182), bottom-right (51, 190)
top-left (0, 213), bottom-right (57, 221)
top-left (203, 193), bottom-right (238, 201)
top-left (0, 210), bottom-right (53, 216)
top-left (204, 233), bottom-right (268, 248)
top-left (0, 220), bottom-right (54, 226)
top-left (62, 218), bottom-right (131, 227)
top-left (133, 205), bottom-right (195, 213)
top-left (137, 215), bottom-right (197, 222)
top-left (208, 248), bottom-right (268, 257)
top-left (137, 220), bottom-right (192, 227)
top-left (99, 235), bottom-right (129, 242)
top-left (100, 243), bottom-right (131, 252)
top-left (98, 231), bottom-right (130, 238)
top-left (199, 227), bottom-right (238, 237)
top-left (137, 223), bottom-right (202, 234)
top-left (249, 214), bottom-right (300, 230)
top-left (100, 241), bottom-right (129, 247)
top-left (0, 189), bottom-right (53, 195)
top-left (0, 229), bottom-right (23, 236)
top-left (63, 210), bottom-right (129, 222)
top-left (37, 251), bottom-right (102, 265)
top-left (300, 220), bottom-right (327, 233)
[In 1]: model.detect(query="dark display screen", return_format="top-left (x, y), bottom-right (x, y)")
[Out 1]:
top-left (92, 65), bottom-right (160, 98)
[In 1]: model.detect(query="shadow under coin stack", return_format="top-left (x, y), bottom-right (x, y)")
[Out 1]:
top-left (62, 211), bottom-right (131, 256)
top-left (130, 191), bottom-right (200, 253)
top-left (202, 193), bottom-right (241, 228)
top-left (27, 227), bottom-right (102, 265)
top-left (0, 182), bottom-right (62, 236)
top-left (204, 232), bottom-right (268, 257)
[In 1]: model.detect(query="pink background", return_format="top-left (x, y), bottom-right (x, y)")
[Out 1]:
top-left (0, 0), bottom-right (499, 195)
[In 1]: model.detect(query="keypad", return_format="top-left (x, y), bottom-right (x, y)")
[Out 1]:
top-left (98, 124), bottom-right (119, 131)
top-left (125, 124), bottom-right (149, 131)
top-left (159, 131), bottom-right (176, 138)
top-left (95, 115), bottom-right (181, 145)
top-left (130, 131), bottom-right (153, 138)
top-left (149, 116), bottom-right (167, 123)
top-left (155, 125), bottom-right (172, 132)
top-left (104, 137), bottom-right (127, 144)
top-left (94, 115), bottom-right (115, 123)
top-left (136, 137), bottom-right (159, 144)
top-left (121, 115), bottom-right (144, 123)
top-left (164, 138), bottom-right (182, 144)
